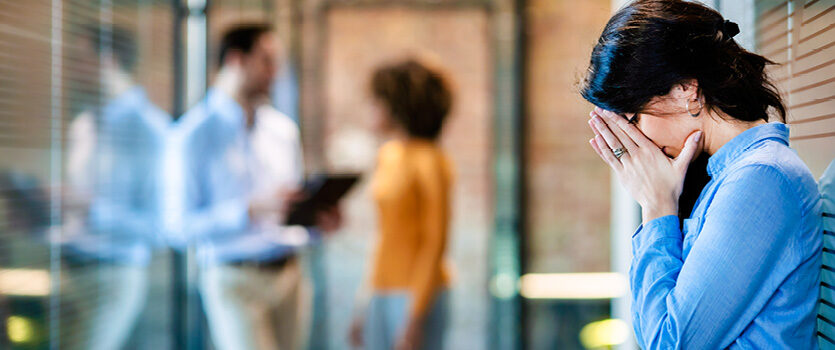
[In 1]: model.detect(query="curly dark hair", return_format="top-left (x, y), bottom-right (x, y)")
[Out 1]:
top-left (370, 58), bottom-right (453, 140)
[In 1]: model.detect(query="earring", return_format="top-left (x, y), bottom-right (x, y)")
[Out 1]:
top-left (686, 98), bottom-right (703, 117)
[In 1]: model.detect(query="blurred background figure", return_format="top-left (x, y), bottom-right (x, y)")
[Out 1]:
top-left (175, 23), bottom-right (340, 350)
top-left (349, 58), bottom-right (454, 350)
top-left (60, 25), bottom-right (170, 350)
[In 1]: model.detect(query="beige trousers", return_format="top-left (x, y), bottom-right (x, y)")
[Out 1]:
top-left (200, 259), bottom-right (311, 350)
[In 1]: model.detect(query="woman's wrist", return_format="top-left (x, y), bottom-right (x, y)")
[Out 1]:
top-left (641, 202), bottom-right (678, 223)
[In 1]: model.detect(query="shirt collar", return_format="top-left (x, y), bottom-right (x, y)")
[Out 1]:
top-left (101, 86), bottom-right (148, 123)
top-left (707, 122), bottom-right (789, 177)
top-left (104, 86), bottom-right (144, 112)
top-left (207, 87), bottom-right (245, 126)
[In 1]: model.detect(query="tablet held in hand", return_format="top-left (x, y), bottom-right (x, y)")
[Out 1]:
top-left (284, 173), bottom-right (360, 226)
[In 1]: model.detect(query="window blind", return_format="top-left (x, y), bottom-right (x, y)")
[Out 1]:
top-left (757, 1), bottom-right (835, 347)
top-left (0, 1), bottom-right (177, 348)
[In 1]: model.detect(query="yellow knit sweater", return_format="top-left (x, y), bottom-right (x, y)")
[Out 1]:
top-left (370, 139), bottom-right (454, 319)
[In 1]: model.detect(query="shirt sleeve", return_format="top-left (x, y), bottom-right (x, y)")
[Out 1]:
top-left (630, 164), bottom-right (803, 349)
top-left (180, 122), bottom-right (250, 244)
top-left (68, 113), bottom-right (159, 243)
top-left (88, 190), bottom-right (159, 242)
top-left (408, 153), bottom-right (451, 320)
top-left (183, 194), bottom-right (249, 243)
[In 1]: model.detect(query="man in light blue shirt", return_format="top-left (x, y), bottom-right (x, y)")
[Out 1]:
top-left (175, 23), bottom-right (340, 350)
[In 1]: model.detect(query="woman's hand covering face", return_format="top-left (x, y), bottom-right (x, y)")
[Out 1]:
top-left (587, 107), bottom-right (703, 222)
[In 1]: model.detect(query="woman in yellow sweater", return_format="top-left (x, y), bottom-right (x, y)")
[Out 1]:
top-left (349, 58), bottom-right (455, 350)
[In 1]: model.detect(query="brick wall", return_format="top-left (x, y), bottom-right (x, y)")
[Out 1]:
top-left (525, 0), bottom-right (612, 274)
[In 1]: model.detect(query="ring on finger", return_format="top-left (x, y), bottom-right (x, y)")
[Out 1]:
top-left (613, 147), bottom-right (627, 160)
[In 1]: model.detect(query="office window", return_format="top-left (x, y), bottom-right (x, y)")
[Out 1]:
top-left (0, 1), bottom-right (176, 348)
top-left (755, 0), bottom-right (835, 178)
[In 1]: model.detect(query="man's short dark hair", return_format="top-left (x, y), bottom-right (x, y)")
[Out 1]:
top-left (85, 25), bottom-right (138, 73)
top-left (217, 23), bottom-right (274, 68)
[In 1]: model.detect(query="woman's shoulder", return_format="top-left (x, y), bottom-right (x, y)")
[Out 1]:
top-left (378, 139), bottom-right (453, 171)
top-left (377, 140), bottom-right (407, 162)
top-left (409, 142), bottom-right (452, 165)
top-left (736, 139), bottom-right (816, 182)
top-left (400, 140), bottom-right (454, 180)
top-left (729, 140), bottom-right (820, 211)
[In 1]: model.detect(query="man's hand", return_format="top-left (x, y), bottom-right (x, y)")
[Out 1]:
top-left (249, 187), bottom-right (306, 221)
top-left (277, 188), bottom-right (307, 219)
top-left (315, 205), bottom-right (343, 233)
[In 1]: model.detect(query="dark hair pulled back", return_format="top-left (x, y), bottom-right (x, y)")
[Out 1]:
top-left (581, 0), bottom-right (786, 123)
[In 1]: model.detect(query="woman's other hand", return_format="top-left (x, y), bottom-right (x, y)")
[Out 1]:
top-left (395, 318), bottom-right (423, 350)
top-left (588, 107), bottom-right (703, 223)
top-left (348, 314), bottom-right (364, 349)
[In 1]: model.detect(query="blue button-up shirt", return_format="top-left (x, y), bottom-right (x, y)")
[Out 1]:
top-left (174, 89), bottom-right (311, 265)
top-left (630, 122), bottom-right (823, 349)
top-left (65, 87), bottom-right (170, 265)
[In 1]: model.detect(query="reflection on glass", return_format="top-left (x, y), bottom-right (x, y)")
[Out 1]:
top-left (59, 25), bottom-right (169, 350)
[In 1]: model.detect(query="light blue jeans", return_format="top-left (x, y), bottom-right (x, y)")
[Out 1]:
top-left (364, 290), bottom-right (449, 350)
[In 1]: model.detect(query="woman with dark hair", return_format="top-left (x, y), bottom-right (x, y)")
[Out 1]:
top-left (581, 1), bottom-right (823, 348)
top-left (349, 58), bottom-right (454, 350)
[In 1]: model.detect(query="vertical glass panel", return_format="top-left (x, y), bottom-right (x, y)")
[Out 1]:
top-left (59, 0), bottom-right (175, 349)
top-left (522, 0), bottom-right (616, 348)
top-left (0, 0), bottom-right (55, 348)
top-left (0, 1), bottom-right (176, 349)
